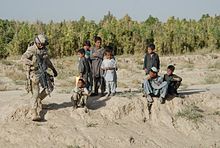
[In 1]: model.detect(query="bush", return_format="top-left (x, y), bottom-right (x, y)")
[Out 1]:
top-left (0, 48), bottom-right (9, 59)
top-left (176, 104), bottom-right (203, 123)
top-left (208, 60), bottom-right (220, 69)
top-left (213, 111), bottom-right (220, 116)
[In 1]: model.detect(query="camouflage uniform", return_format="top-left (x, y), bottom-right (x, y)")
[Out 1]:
top-left (21, 35), bottom-right (57, 121)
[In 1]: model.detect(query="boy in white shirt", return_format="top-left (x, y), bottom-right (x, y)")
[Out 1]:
top-left (101, 48), bottom-right (117, 96)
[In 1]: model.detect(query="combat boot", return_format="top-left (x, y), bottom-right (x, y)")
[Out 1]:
top-left (32, 109), bottom-right (41, 121)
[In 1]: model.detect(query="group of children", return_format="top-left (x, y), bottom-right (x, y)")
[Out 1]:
top-left (71, 36), bottom-right (118, 111)
top-left (71, 39), bottom-right (182, 112)
top-left (143, 43), bottom-right (182, 105)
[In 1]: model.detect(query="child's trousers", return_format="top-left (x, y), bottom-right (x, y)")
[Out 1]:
top-left (71, 92), bottom-right (88, 108)
top-left (106, 81), bottom-right (116, 94)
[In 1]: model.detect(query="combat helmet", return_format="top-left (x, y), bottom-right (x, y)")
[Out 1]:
top-left (35, 34), bottom-right (49, 46)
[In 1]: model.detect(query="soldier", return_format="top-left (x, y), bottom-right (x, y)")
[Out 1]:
top-left (21, 34), bottom-right (58, 121)
top-left (90, 36), bottom-right (105, 96)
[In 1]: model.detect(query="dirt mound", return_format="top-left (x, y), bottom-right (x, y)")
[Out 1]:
top-left (94, 94), bottom-right (148, 122)
top-left (7, 105), bottom-right (31, 121)
top-left (1, 53), bottom-right (220, 147)
top-left (0, 89), bottom-right (220, 148)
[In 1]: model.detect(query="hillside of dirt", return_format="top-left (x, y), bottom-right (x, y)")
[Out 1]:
top-left (0, 53), bottom-right (220, 148)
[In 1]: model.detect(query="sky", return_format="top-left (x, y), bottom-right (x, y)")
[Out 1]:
top-left (0, 0), bottom-right (220, 23)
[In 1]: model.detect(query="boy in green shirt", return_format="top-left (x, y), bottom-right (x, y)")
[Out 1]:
top-left (163, 65), bottom-right (182, 96)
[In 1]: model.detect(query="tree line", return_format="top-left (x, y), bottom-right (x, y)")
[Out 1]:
top-left (0, 13), bottom-right (220, 59)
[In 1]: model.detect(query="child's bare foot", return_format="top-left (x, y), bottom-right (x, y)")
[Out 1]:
top-left (84, 106), bottom-right (89, 113)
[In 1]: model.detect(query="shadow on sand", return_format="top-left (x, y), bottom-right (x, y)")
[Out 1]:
top-left (87, 94), bottom-right (111, 110)
top-left (38, 102), bottom-right (73, 122)
top-left (38, 88), bottom-right (206, 121)
top-left (166, 88), bottom-right (207, 101)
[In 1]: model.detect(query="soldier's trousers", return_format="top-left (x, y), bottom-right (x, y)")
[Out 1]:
top-left (71, 93), bottom-right (88, 108)
top-left (31, 73), bottom-right (54, 114)
top-left (143, 80), bottom-right (168, 100)
top-left (93, 76), bottom-right (105, 94)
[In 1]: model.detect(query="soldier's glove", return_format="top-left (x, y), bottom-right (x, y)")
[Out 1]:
top-left (52, 69), bottom-right (58, 77)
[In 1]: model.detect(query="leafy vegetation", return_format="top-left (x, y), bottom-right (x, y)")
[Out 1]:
top-left (176, 104), bottom-right (204, 123)
top-left (203, 73), bottom-right (220, 84)
top-left (213, 111), bottom-right (220, 116)
top-left (67, 145), bottom-right (80, 148)
top-left (1, 13), bottom-right (220, 59)
top-left (86, 122), bottom-right (98, 127)
top-left (208, 60), bottom-right (220, 69)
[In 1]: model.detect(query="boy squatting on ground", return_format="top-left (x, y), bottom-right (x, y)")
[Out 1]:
top-left (143, 43), bottom-right (160, 75)
top-left (143, 67), bottom-right (168, 104)
top-left (77, 48), bottom-right (91, 91)
top-left (101, 49), bottom-right (117, 96)
top-left (71, 79), bottom-right (89, 111)
top-left (163, 65), bottom-right (182, 96)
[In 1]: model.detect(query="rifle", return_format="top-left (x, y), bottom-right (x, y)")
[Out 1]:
top-left (25, 66), bottom-right (32, 94)
top-left (36, 54), bottom-right (53, 96)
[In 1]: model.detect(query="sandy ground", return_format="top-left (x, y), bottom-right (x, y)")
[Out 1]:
top-left (0, 53), bottom-right (220, 148)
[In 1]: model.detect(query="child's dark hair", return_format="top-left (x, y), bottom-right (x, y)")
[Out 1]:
top-left (105, 45), bottom-right (113, 51)
top-left (77, 48), bottom-right (85, 55)
top-left (104, 48), bottom-right (113, 56)
top-left (148, 43), bottom-right (155, 50)
top-left (94, 36), bottom-right (102, 42)
top-left (78, 79), bottom-right (85, 84)
top-left (105, 45), bottom-right (114, 55)
top-left (83, 40), bottom-right (91, 47)
top-left (167, 65), bottom-right (175, 71)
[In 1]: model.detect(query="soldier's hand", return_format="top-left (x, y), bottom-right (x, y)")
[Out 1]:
top-left (53, 69), bottom-right (58, 77)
